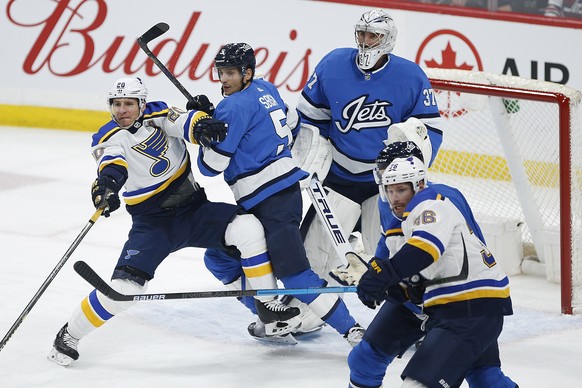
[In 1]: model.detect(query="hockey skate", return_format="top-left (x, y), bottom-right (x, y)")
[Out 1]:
top-left (47, 323), bottom-right (79, 367)
top-left (344, 323), bottom-right (365, 347)
top-left (283, 297), bottom-right (325, 337)
top-left (248, 298), bottom-right (302, 344)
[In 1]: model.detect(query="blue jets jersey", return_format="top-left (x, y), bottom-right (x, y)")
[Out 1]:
top-left (197, 78), bottom-right (308, 210)
top-left (297, 48), bottom-right (443, 183)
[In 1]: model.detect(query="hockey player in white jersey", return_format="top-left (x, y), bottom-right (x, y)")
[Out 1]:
top-left (48, 76), bottom-right (301, 366)
top-left (334, 142), bottom-right (517, 387)
top-left (295, 8), bottom-right (444, 279)
top-left (196, 43), bottom-right (365, 345)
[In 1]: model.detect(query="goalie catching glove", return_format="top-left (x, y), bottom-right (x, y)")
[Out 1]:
top-left (330, 253), bottom-right (370, 286)
top-left (192, 115), bottom-right (228, 147)
top-left (91, 176), bottom-right (121, 217)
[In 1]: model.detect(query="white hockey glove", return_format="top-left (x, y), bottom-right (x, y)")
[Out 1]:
top-left (291, 123), bottom-right (332, 189)
top-left (384, 117), bottom-right (432, 166)
top-left (329, 253), bottom-right (369, 286)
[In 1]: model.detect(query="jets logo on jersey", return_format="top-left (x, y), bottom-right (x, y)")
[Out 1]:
top-left (131, 128), bottom-right (171, 177)
top-left (334, 95), bottom-right (393, 133)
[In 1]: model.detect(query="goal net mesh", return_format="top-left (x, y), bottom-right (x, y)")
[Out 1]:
top-left (425, 68), bottom-right (582, 314)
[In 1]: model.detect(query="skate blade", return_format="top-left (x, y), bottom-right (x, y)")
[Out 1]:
top-left (250, 332), bottom-right (298, 345)
top-left (47, 347), bottom-right (75, 367)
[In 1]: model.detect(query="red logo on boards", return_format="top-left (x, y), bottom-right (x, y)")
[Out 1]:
top-left (416, 30), bottom-right (483, 118)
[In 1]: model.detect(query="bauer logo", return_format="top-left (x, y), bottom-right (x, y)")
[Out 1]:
top-left (415, 29), bottom-right (483, 72)
top-left (133, 295), bottom-right (166, 301)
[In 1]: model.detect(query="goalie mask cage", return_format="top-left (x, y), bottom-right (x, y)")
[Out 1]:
top-left (425, 68), bottom-right (582, 315)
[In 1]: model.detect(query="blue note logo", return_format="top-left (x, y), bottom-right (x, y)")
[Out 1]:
top-left (124, 249), bottom-right (140, 260)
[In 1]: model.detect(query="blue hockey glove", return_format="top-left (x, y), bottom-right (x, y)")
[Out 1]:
top-left (186, 94), bottom-right (215, 116)
top-left (357, 257), bottom-right (401, 309)
top-left (192, 116), bottom-right (228, 147)
top-left (91, 176), bottom-right (121, 217)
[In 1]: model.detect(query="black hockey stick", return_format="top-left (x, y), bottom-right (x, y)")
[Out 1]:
top-left (137, 22), bottom-right (195, 102)
top-left (74, 260), bottom-right (356, 301)
top-left (0, 209), bottom-right (103, 352)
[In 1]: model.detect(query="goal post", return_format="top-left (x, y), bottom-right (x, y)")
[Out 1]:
top-left (424, 68), bottom-right (582, 314)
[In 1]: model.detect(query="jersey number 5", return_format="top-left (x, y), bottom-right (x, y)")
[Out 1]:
top-left (270, 108), bottom-right (292, 155)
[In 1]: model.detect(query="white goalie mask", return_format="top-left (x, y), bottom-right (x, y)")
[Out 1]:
top-left (354, 9), bottom-right (397, 71)
top-left (375, 156), bottom-right (426, 203)
top-left (107, 77), bottom-right (148, 127)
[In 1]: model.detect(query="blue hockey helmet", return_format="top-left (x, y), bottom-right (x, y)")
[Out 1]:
top-left (214, 43), bottom-right (256, 77)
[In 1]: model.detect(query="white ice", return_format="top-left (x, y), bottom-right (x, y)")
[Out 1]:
top-left (1, 126), bottom-right (581, 387)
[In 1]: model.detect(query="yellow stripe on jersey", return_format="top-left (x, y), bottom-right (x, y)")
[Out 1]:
top-left (123, 159), bottom-right (189, 205)
top-left (242, 262), bottom-right (274, 279)
top-left (385, 227), bottom-right (403, 236)
top-left (98, 156), bottom-right (128, 172)
top-left (81, 297), bottom-right (106, 328)
top-left (408, 237), bottom-right (440, 261)
top-left (188, 111), bottom-right (210, 144)
top-left (423, 287), bottom-right (511, 307)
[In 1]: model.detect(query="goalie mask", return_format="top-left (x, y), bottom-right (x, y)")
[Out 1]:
top-left (107, 77), bottom-right (148, 128)
top-left (375, 155), bottom-right (426, 205)
top-left (354, 9), bottom-right (397, 71)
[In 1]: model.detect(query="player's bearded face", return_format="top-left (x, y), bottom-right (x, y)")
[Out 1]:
top-left (111, 98), bottom-right (141, 128)
top-left (386, 183), bottom-right (415, 217)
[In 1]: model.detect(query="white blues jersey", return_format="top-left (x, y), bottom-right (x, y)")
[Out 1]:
top-left (91, 101), bottom-right (208, 215)
top-left (383, 184), bottom-right (512, 317)
top-left (197, 78), bottom-right (308, 210)
top-left (297, 48), bottom-right (443, 183)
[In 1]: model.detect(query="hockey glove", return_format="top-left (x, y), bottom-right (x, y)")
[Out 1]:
top-left (330, 252), bottom-right (369, 286)
top-left (186, 94), bottom-right (215, 116)
top-left (91, 176), bottom-right (121, 217)
top-left (192, 116), bottom-right (228, 147)
top-left (357, 257), bottom-right (401, 309)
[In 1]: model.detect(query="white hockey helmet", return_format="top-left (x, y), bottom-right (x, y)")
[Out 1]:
top-left (354, 9), bottom-right (397, 71)
top-left (376, 155), bottom-right (426, 203)
top-left (107, 77), bottom-right (148, 126)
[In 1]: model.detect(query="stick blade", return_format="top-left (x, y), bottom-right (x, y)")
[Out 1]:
top-left (138, 22), bottom-right (169, 45)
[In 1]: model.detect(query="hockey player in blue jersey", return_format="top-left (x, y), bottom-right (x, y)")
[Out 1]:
top-left (48, 76), bottom-right (302, 366)
top-left (294, 8), bottom-right (444, 280)
top-left (196, 43), bottom-right (365, 345)
top-left (333, 142), bottom-right (517, 387)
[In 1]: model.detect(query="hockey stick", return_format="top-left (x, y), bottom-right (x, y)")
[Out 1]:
top-left (305, 174), bottom-right (354, 266)
top-left (137, 22), bottom-right (195, 102)
top-left (0, 209), bottom-right (103, 352)
top-left (74, 260), bottom-right (356, 301)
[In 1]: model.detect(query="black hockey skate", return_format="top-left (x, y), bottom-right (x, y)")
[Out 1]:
top-left (47, 323), bottom-right (79, 367)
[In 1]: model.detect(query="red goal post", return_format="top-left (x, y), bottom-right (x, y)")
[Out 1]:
top-left (425, 68), bottom-right (582, 314)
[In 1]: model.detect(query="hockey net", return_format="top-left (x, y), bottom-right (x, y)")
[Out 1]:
top-left (425, 68), bottom-right (582, 314)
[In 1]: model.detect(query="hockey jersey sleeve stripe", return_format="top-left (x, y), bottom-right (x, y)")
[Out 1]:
top-left (184, 110), bottom-right (208, 144)
top-left (297, 94), bottom-right (332, 123)
top-left (423, 278), bottom-right (511, 307)
top-left (385, 227), bottom-right (403, 237)
top-left (407, 237), bottom-right (441, 262)
top-left (98, 154), bottom-right (128, 172)
top-left (96, 126), bottom-right (123, 145)
top-left (412, 230), bottom-right (445, 255)
top-left (198, 146), bottom-right (232, 176)
top-left (123, 159), bottom-right (189, 205)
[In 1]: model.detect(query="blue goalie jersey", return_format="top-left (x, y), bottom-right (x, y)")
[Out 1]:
top-left (297, 48), bottom-right (443, 183)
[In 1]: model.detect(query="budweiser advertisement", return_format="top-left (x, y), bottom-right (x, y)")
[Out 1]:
top-left (1, 0), bottom-right (581, 112)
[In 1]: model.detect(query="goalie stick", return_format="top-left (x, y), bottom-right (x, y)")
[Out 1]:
top-left (305, 174), bottom-right (354, 266)
top-left (137, 22), bottom-right (195, 102)
top-left (74, 261), bottom-right (356, 301)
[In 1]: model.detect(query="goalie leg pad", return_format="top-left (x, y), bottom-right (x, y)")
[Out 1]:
top-left (360, 194), bottom-right (382, 256)
top-left (303, 188), bottom-right (361, 280)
